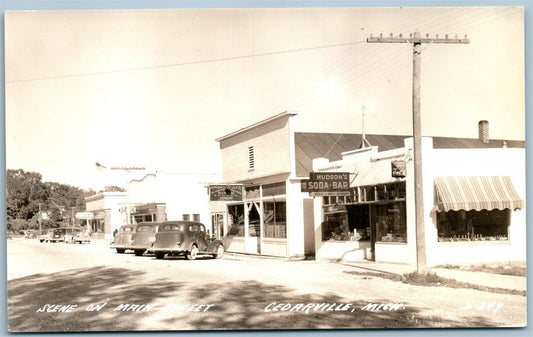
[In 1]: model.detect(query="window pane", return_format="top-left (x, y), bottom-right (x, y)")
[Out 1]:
top-left (262, 182), bottom-right (286, 196)
top-left (263, 201), bottom-right (287, 238)
top-left (376, 202), bottom-right (407, 243)
top-left (437, 209), bottom-right (509, 242)
top-left (227, 204), bottom-right (244, 237)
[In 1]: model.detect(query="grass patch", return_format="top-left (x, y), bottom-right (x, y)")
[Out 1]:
top-left (344, 270), bottom-right (526, 297)
top-left (440, 264), bottom-right (526, 277)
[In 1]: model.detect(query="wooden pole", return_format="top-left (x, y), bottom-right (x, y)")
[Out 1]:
top-left (367, 32), bottom-right (469, 273)
top-left (412, 34), bottom-right (427, 273)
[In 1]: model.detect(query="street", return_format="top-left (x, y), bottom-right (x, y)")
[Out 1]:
top-left (7, 238), bottom-right (527, 332)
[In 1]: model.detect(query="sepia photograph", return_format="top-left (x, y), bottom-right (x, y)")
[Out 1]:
top-left (3, 2), bottom-right (528, 334)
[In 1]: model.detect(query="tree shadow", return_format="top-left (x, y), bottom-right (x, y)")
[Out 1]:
top-left (8, 267), bottom-right (498, 332)
top-left (8, 266), bottom-right (185, 332)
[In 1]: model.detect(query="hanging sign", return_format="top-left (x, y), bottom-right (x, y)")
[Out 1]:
top-left (391, 160), bottom-right (407, 178)
top-left (210, 184), bottom-right (243, 201)
top-left (301, 172), bottom-right (350, 193)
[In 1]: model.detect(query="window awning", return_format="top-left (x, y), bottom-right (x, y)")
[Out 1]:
top-left (434, 176), bottom-right (524, 212)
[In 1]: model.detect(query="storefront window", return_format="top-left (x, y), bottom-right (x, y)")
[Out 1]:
top-left (263, 201), bottom-right (287, 238)
top-left (375, 202), bottom-right (407, 243)
top-left (437, 209), bottom-right (510, 242)
top-left (227, 204), bottom-right (244, 237)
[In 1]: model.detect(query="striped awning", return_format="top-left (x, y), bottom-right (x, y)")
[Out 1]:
top-left (434, 176), bottom-right (524, 212)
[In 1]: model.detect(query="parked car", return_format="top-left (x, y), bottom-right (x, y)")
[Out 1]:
top-left (65, 228), bottom-right (91, 244)
top-left (43, 228), bottom-right (67, 243)
top-left (111, 224), bottom-right (138, 253)
top-left (127, 222), bottom-right (162, 256)
top-left (149, 221), bottom-right (225, 260)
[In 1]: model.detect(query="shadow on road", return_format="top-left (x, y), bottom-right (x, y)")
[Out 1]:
top-left (8, 266), bottom-right (497, 332)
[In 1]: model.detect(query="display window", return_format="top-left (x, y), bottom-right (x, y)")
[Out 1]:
top-left (263, 201), bottom-right (287, 238)
top-left (321, 182), bottom-right (406, 243)
top-left (227, 204), bottom-right (244, 237)
top-left (374, 202), bottom-right (407, 243)
top-left (437, 209), bottom-right (510, 242)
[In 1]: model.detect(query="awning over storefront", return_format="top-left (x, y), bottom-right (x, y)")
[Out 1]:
top-left (434, 176), bottom-right (524, 212)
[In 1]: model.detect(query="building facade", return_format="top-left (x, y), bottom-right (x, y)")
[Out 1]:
top-left (84, 192), bottom-right (128, 240)
top-left (128, 171), bottom-right (220, 230)
top-left (214, 112), bottom-right (525, 265)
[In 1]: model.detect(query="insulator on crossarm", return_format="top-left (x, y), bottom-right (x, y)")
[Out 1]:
top-left (380, 33), bottom-right (383, 38)
top-left (399, 33), bottom-right (402, 37)
top-left (390, 33), bottom-right (393, 37)
top-left (445, 34), bottom-right (448, 39)
top-left (436, 34), bottom-right (439, 38)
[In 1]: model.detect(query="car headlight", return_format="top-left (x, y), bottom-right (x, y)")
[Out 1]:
top-left (148, 237), bottom-right (156, 242)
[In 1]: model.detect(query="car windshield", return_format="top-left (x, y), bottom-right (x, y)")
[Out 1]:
top-left (137, 225), bottom-right (157, 232)
top-left (161, 224), bottom-right (185, 231)
top-left (121, 226), bottom-right (135, 232)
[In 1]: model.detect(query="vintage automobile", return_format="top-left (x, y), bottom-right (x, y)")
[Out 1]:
top-left (42, 228), bottom-right (67, 243)
top-left (149, 221), bottom-right (225, 260)
top-left (126, 222), bottom-right (161, 256)
top-left (64, 227), bottom-right (91, 244)
top-left (111, 224), bottom-right (138, 253)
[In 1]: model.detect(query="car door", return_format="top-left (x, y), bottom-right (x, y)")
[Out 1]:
top-left (196, 224), bottom-right (208, 251)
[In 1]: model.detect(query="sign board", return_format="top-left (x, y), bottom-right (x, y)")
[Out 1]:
top-left (301, 172), bottom-right (350, 193)
top-left (391, 160), bottom-right (407, 178)
top-left (75, 212), bottom-right (94, 220)
top-left (210, 184), bottom-right (243, 201)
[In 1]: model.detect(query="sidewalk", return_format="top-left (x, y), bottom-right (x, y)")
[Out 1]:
top-left (225, 252), bottom-right (527, 292)
top-left (335, 260), bottom-right (527, 292)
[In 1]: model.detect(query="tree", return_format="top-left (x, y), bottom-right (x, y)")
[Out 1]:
top-left (6, 169), bottom-right (48, 220)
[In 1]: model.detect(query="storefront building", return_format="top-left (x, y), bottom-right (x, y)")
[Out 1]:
top-left (216, 112), bottom-right (525, 265)
top-left (312, 136), bottom-right (525, 266)
top-left (214, 112), bottom-right (312, 257)
top-left (128, 171), bottom-right (220, 230)
top-left (84, 192), bottom-right (128, 240)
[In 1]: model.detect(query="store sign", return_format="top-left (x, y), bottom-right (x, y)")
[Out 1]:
top-left (301, 172), bottom-right (350, 193)
top-left (210, 184), bottom-right (243, 201)
top-left (75, 212), bottom-right (94, 220)
top-left (391, 160), bottom-right (407, 178)
top-left (119, 206), bottom-right (137, 214)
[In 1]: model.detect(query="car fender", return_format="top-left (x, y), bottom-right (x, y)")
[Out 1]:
top-left (206, 239), bottom-right (224, 253)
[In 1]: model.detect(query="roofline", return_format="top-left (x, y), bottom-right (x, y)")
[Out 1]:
top-left (215, 111), bottom-right (298, 142)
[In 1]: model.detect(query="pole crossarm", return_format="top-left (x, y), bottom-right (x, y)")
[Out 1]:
top-left (367, 33), bottom-right (470, 44)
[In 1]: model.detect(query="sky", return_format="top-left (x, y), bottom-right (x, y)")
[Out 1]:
top-left (4, 6), bottom-right (526, 190)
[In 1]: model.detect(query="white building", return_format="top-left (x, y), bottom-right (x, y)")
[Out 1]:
top-left (84, 192), bottom-right (128, 240)
top-left (128, 171), bottom-right (220, 230)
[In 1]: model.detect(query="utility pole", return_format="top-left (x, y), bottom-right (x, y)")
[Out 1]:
top-left (367, 32), bottom-right (469, 273)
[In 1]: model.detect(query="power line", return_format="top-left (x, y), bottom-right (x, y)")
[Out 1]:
top-left (6, 40), bottom-right (367, 84)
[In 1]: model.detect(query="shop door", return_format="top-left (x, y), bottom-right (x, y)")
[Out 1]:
top-left (211, 213), bottom-right (224, 239)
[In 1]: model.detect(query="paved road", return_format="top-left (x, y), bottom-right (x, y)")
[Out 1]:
top-left (6, 238), bottom-right (527, 332)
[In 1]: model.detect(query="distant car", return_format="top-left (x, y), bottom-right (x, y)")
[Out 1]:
top-left (43, 228), bottom-right (66, 243)
top-left (149, 221), bottom-right (225, 260)
top-left (111, 224), bottom-right (138, 253)
top-left (127, 222), bottom-right (162, 256)
top-left (24, 230), bottom-right (36, 239)
top-left (65, 228), bottom-right (91, 244)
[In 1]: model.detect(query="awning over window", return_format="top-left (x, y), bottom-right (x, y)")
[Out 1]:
top-left (434, 176), bottom-right (524, 212)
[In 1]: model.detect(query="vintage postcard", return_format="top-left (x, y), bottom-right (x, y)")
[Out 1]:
top-left (4, 5), bottom-right (527, 333)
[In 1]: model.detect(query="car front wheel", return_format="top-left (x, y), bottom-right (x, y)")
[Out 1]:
top-left (186, 245), bottom-right (198, 260)
top-left (155, 252), bottom-right (165, 260)
top-left (116, 248), bottom-right (126, 254)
